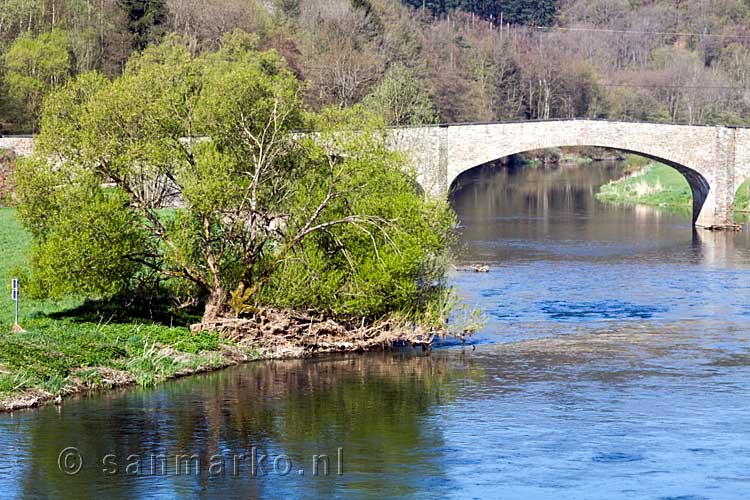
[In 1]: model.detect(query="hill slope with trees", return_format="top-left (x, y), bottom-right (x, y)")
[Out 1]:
top-left (2, 0), bottom-right (750, 132)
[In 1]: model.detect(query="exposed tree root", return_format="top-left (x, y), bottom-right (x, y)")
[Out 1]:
top-left (190, 308), bottom-right (436, 358)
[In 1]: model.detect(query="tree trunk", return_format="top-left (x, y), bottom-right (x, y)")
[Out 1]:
top-left (201, 287), bottom-right (226, 324)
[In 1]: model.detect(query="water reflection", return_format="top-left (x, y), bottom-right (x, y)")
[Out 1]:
top-left (451, 162), bottom-right (697, 262)
top-left (1, 353), bottom-right (481, 500)
top-left (693, 228), bottom-right (750, 267)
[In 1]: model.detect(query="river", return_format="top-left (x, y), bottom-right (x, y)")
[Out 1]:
top-left (1, 161), bottom-right (750, 499)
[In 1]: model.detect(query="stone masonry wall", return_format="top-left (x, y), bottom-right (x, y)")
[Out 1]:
top-left (391, 120), bottom-right (749, 228)
top-left (0, 137), bottom-right (33, 158)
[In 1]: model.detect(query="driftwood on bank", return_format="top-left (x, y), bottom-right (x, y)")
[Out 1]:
top-left (190, 308), bottom-right (435, 358)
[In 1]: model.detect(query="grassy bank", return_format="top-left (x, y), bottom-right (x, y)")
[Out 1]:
top-left (596, 162), bottom-right (693, 208)
top-left (737, 181), bottom-right (750, 212)
top-left (0, 208), bottom-right (256, 411)
top-left (597, 160), bottom-right (750, 214)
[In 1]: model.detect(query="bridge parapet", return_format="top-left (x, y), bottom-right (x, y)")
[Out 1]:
top-left (0, 136), bottom-right (34, 157)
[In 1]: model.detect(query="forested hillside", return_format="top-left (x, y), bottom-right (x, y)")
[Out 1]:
top-left (1, 0), bottom-right (750, 133)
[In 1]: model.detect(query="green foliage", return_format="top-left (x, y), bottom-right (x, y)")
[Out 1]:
top-left (124, 324), bottom-right (220, 353)
top-left (3, 28), bottom-right (71, 130)
top-left (736, 180), bottom-right (750, 212)
top-left (0, 371), bottom-right (32, 397)
top-left (623, 153), bottom-right (651, 171)
top-left (363, 63), bottom-right (438, 126)
top-left (126, 341), bottom-right (175, 387)
top-left (18, 35), bottom-right (456, 327)
top-left (0, 208), bottom-right (32, 296)
top-left (14, 160), bottom-right (149, 299)
top-left (0, 337), bottom-right (74, 378)
top-left (591, 163), bottom-right (750, 219)
top-left (263, 107), bottom-right (456, 321)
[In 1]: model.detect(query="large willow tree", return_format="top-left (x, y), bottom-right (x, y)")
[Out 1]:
top-left (15, 32), bottom-right (455, 326)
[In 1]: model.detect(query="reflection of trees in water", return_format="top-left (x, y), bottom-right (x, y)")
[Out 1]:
top-left (16, 352), bottom-right (482, 499)
top-left (451, 159), bottom-right (628, 221)
top-left (448, 158), bottom-right (713, 263)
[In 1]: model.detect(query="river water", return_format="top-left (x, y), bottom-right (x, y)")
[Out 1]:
top-left (2, 162), bottom-right (750, 499)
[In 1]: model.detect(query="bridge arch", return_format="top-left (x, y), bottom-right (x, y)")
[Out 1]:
top-left (447, 145), bottom-right (710, 225)
top-left (390, 120), bottom-right (746, 229)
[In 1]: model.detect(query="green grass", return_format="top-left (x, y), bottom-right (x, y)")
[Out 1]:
top-left (596, 163), bottom-right (693, 208)
top-left (597, 163), bottom-right (750, 217)
top-left (736, 180), bottom-right (750, 212)
top-left (622, 153), bottom-right (652, 172)
top-left (0, 208), bottom-right (233, 404)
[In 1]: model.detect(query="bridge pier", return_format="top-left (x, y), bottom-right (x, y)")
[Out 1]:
top-left (0, 136), bottom-right (34, 157)
top-left (694, 187), bottom-right (739, 230)
top-left (695, 126), bottom-right (740, 230)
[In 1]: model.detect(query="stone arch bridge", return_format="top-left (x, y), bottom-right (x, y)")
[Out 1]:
top-left (3, 120), bottom-right (749, 228)
top-left (388, 120), bottom-right (750, 229)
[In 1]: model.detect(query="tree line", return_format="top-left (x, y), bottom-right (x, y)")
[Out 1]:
top-left (2, 0), bottom-right (750, 133)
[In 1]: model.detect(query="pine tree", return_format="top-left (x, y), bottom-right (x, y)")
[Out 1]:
top-left (401, 0), bottom-right (558, 26)
top-left (117, 0), bottom-right (168, 50)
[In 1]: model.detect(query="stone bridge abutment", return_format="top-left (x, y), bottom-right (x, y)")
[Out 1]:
top-left (0, 136), bottom-right (34, 158)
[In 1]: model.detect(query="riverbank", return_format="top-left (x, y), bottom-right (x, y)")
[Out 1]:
top-left (0, 208), bottom-right (437, 413)
top-left (595, 162), bottom-right (693, 208)
top-left (596, 157), bottom-right (750, 213)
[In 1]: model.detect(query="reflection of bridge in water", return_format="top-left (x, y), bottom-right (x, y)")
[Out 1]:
top-left (4, 119), bottom-right (750, 228)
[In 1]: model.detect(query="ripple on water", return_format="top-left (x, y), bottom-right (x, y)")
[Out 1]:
top-left (538, 299), bottom-right (668, 320)
top-left (655, 496), bottom-right (710, 500)
top-left (591, 452), bottom-right (644, 463)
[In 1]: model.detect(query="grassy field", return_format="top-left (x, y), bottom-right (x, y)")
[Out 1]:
top-left (597, 160), bottom-right (750, 214)
top-left (0, 208), bottom-right (248, 409)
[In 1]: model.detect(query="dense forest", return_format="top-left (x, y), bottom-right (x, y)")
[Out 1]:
top-left (1, 0), bottom-right (750, 133)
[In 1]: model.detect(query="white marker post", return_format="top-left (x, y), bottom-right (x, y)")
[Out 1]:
top-left (11, 278), bottom-right (21, 333)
